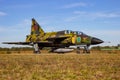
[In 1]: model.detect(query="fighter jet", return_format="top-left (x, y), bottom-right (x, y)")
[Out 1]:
top-left (3, 18), bottom-right (103, 53)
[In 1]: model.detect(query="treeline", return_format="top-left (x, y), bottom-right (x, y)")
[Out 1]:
top-left (0, 47), bottom-right (33, 51)
top-left (0, 46), bottom-right (119, 51)
top-left (91, 46), bottom-right (120, 50)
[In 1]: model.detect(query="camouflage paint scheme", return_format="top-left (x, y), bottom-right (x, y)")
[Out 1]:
top-left (26, 18), bottom-right (93, 47)
top-left (3, 18), bottom-right (103, 53)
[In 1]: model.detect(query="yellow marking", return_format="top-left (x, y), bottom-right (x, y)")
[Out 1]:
top-left (72, 35), bottom-right (77, 44)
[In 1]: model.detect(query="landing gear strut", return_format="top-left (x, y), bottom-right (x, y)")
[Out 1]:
top-left (33, 43), bottom-right (40, 54)
top-left (76, 47), bottom-right (80, 54)
top-left (76, 45), bottom-right (90, 54)
top-left (83, 45), bottom-right (90, 53)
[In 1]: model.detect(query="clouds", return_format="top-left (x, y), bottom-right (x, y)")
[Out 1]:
top-left (0, 19), bottom-right (31, 47)
top-left (62, 2), bottom-right (88, 9)
top-left (17, 19), bottom-right (31, 27)
top-left (0, 11), bottom-right (7, 16)
top-left (74, 11), bottom-right (120, 18)
top-left (61, 2), bottom-right (120, 22)
top-left (0, 19), bottom-right (30, 34)
top-left (64, 11), bottom-right (120, 22)
top-left (85, 29), bottom-right (120, 37)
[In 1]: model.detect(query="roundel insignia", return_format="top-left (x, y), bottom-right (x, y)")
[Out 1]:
top-left (77, 37), bottom-right (81, 43)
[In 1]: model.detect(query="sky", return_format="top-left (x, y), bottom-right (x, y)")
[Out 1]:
top-left (0, 0), bottom-right (120, 47)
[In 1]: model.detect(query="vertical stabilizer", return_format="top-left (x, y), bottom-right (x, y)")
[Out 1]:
top-left (26, 18), bottom-right (45, 42)
top-left (31, 18), bottom-right (44, 36)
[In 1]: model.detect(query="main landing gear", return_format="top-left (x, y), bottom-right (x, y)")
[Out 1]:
top-left (33, 43), bottom-right (40, 54)
top-left (76, 45), bottom-right (90, 54)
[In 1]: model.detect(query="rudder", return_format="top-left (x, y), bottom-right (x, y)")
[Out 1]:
top-left (31, 18), bottom-right (44, 36)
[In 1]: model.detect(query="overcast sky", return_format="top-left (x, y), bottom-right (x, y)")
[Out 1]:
top-left (0, 0), bottom-right (120, 47)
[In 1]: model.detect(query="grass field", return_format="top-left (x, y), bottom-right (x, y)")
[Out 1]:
top-left (0, 52), bottom-right (120, 80)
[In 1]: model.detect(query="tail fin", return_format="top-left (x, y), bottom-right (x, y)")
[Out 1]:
top-left (31, 18), bottom-right (45, 36)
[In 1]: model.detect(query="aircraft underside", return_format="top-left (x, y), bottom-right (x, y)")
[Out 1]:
top-left (34, 43), bottom-right (90, 54)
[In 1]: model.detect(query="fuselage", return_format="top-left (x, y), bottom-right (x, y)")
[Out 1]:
top-left (26, 30), bottom-right (103, 48)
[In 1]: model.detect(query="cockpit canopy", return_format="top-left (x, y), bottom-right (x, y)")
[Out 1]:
top-left (57, 30), bottom-right (83, 35)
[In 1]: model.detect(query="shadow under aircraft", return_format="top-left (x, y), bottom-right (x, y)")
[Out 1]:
top-left (3, 18), bottom-right (103, 53)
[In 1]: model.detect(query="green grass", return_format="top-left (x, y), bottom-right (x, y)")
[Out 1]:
top-left (0, 53), bottom-right (120, 80)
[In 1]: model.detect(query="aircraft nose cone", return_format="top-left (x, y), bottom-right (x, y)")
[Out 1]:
top-left (91, 37), bottom-right (104, 45)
